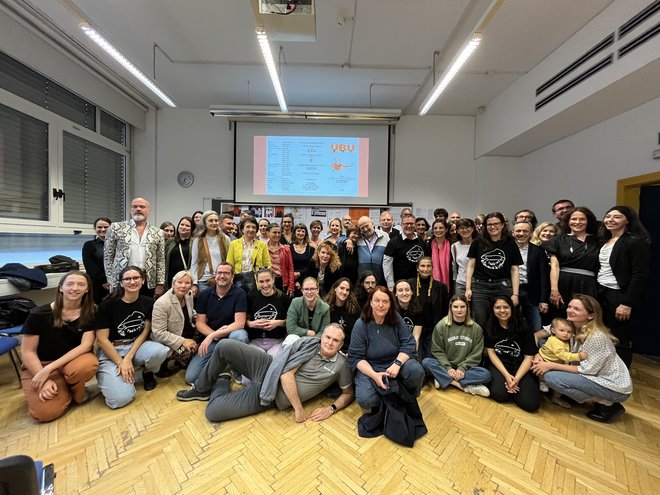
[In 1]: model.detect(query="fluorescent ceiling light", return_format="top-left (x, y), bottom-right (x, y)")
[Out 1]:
top-left (80, 23), bottom-right (176, 107)
top-left (419, 33), bottom-right (482, 116)
top-left (256, 28), bottom-right (288, 112)
top-left (209, 105), bottom-right (400, 122)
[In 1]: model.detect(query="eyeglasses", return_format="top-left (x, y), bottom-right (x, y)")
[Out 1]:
top-left (486, 222), bottom-right (502, 228)
top-left (122, 276), bottom-right (142, 282)
top-left (302, 287), bottom-right (318, 293)
top-left (402, 222), bottom-right (415, 227)
top-left (216, 271), bottom-right (232, 276)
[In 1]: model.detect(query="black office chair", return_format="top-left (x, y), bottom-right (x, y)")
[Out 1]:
top-left (0, 454), bottom-right (55, 495)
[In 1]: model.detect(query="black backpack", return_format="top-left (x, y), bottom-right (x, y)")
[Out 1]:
top-left (0, 296), bottom-right (36, 329)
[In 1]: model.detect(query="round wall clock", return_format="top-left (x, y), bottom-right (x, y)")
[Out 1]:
top-left (177, 171), bottom-right (194, 188)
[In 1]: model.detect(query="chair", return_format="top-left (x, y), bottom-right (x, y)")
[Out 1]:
top-left (0, 336), bottom-right (21, 387)
top-left (0, 454), bottom-right (55, 494)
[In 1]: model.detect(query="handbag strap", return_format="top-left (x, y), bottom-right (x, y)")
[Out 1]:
top-left (179, 243), bottom-right (188, 270)
top-left (202, 237), bottom-right (214, 275)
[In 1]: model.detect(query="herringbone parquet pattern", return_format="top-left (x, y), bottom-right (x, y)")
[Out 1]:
top-left (1, 355), bottom-right (658, 494)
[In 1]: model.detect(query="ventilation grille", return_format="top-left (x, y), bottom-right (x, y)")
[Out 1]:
top-left (534, 2), bottom-right (660, 111)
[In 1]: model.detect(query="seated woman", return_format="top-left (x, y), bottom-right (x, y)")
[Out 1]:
top-left (247, 268), bottom-right (290, 356)
top-left (485, 295), bottom-right (540, 412)
top-left (532, 295), bottom-right (632, 423)
top-left (285, 277), bottom-right (331, 344)
top-left (96, 266), bottom-right (169, 409)
top-left (408, 256), bottom-right (450, 360)
top-left (393, 279), bottom-right (422, 349)
top-left (348, 286), bottom-right (425, 409)
top-left (306, 241), bottom-right (342, 298)
top-left (82, 217), bottom-right (111, 303)
top-left (226, 215), bottom-right (270, 292)
top-left (422, 295), bottom-right (491, 397)
top-left (150, 270), bottom-right (198, 375)
top-left (20, 271), bottom-right (99, 422)
top-left (325, 277), bottom-right (359, 352)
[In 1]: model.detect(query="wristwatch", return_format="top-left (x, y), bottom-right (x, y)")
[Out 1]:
top-left (329, 403), bottom-right (338, 413)
top-left (393, 359), bottom-right (403, 367)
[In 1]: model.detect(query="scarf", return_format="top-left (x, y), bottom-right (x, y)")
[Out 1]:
top-left (431, 237), bottom-right (451, 287)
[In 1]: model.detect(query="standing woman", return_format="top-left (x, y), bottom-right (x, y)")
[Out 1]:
top-left (597, 206), bottom-right (651, 367)
top-left (280, 213), bottom-right (295, 244)
top-left (266, 223), bottom-right (295, 296)
top-left (474, 214), bottom-right (485, 235)
top-left (160, 222), bottom-right (175, 242)
top-left (82, 217), bottom-right (111, 303)
top-left (415, 217), bottom-right (430, 241)
top-left (258, 218), bottom-right (270, 243)
top-left (226, 215), bottom-right (271, 291)
top-left (348, 286), bottom-right (425, 410)
top-left (530, 222), bottom-right (557, 246)
top-left (409, 257), bottom-right (450, 359)
top-left (95, 266), bottom-right (169, 409)
top-left (465, 212), bottom-right (523, 327)
top-left (150, 270), bottom-right (198, 374)
top-left (485, 296), bottom-right (540, 412)
top-left (393, 279), bottom-right (423, 349)
top-left (309, 219), bottom-right (324, 249)
top-left (190, 210), bottom-right (230, 296)
top-left (543, 207), bottom-right (599, 314)
top-left (325, 218), bottom-right (343, 247)
top-left (191, 210), bottom-right (204, 233)
top-left (291, 223), bottom-right (316, 294)
top-left (20, 271), bottom-right (99, 422)
top-left (306, 241), bottom-right (342, 297)
top-left (533, 295), bottom-right (632, 423)
top-left (165, 216), bottom-right (193, 288)
top-left (429, 219), bottom-right (451, 290)
top-left (325, 277), bottom-right (359, 351)
top-left (451, 218), bottom-right (477, 296)
top-left (338, 226), bottom-right (360, 285)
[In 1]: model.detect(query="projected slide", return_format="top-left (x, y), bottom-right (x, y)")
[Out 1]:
top-left (254, 136), bottom-right (369, 197)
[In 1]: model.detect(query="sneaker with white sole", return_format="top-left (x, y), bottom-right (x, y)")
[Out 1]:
top-left (433, 379), bottom-right (441, 389)
top-left (539, 382), bottom-right (549, 393)
top-left (463, 384), bottom-right (490, 397)
top-left (176, 385), bottom-right (210, 402)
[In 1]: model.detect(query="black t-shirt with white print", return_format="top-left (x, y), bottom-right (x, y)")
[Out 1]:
top-left (247, 290), bottom-right (290, 340)
top-left (467, 237), bottom-right (523, 281)
top-left (97, 296), bottom-right (154, 342)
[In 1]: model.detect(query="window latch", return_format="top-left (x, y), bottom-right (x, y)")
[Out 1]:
top-left (52, 188), bottom-right (65, 201)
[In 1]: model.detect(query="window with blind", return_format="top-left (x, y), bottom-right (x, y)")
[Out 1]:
top-left (0, 49), bottom-right (129, 232)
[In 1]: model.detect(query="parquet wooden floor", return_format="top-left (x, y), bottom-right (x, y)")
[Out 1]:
top-left (1, 354), bottom-right (658, 495)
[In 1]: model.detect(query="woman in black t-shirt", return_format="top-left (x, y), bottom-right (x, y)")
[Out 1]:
top-left (96, 266), bottom-right (169, 409)
top-left (465, 212), bottom-right (523, 327)
top-left (485, 296), bottom-right (540, 412)
top-left (21, 271), bottom-right (99, 422)
top-left (393, 279), bottom-right (423, 350)
top-left (246, 268), bottom-right (290, 355)
top-left (325, 277), bottom-right (359, 352)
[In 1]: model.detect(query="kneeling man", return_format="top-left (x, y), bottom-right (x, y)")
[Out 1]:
top-left (177, 323), bottom-right (353, 423)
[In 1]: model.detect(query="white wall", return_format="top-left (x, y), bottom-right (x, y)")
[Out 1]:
top-left (519, 96), bottom-right (660, 221)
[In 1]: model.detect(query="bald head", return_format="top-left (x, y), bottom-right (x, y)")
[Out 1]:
top-left (357, 216), bottom-right (375, 237)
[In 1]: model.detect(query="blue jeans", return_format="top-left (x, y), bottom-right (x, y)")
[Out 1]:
top-left (185, 329), bottom-right (249, 384)
top-left (97, 341), bottom-right (169, 409)
top-left (422, 358), bottom-right (491, 389)
top-left (544, 371), bottom-right (630, 404)
top-left (354, 359), bottom-right (425, 409)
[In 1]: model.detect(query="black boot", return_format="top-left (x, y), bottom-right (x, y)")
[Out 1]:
top-left (143, 371), bottom-right (158, 391)
top-left (587, 402), bottom-right (625, 423)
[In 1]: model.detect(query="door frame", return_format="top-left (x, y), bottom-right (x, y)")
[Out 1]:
top-left (617, 171), bottom-right (660, 210)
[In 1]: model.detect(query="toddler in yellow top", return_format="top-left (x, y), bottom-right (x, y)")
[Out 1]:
top-left (538, 318), bottom-right (587, 408)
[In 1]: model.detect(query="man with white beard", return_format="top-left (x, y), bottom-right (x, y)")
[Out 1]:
top-left (104, 197), bottom-right (165, 297)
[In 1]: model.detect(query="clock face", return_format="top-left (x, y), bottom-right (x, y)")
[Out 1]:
top-left (177, 171), bottom-right (194, 188)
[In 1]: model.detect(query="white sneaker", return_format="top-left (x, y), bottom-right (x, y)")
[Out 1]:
top-left (464, 384), bottom-right (490, 397)
top-left (539, 382), bottom-right (549, 393)
top-left (433, 379), bottom-right (441, 389)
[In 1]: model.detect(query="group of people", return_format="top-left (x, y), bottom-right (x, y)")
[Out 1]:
top-left (20, 197), bottom-right (648, 430)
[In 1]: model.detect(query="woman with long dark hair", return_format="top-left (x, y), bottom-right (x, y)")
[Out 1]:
top-left (82, 217), bottom-right (111, 303)
top-left (20, 271), bottom-right (99, 422)
top-left (465, 211), bottom-right (523, 327)
top-left (291, 223), bottom-right (316, 294)
top-left (325, 277), bottom-right (359, 351)
top-left (95, 266), bottom-right (169, 409)
top-left (165, 216), bottom-right (193, 288)
top-left (393, 279), bottom-right (422, 349)
top-left (348, 286), bottom-right (425, 409)
top-left (266, 223), bottom-right (295, 296)
top-left (485, 295), bottom-right (539, 412)
top-left (596, 206), bottom-right (651, 367)
top-left (338, 225), bottom-right (360, 285)
top-left (544, 206), bottom-right (600, 316)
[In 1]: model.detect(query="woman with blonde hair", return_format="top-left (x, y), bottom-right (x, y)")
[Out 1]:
top-left (532, 294), bottom-right (632, 423)
top-left (530, 222), bottom-right (557, 246)
top-left (189, 210), bottom-right (230, 295)
top-left (306, 241), bottom-right (341, 297)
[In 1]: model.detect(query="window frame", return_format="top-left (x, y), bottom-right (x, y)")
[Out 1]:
top-left (0, 86), bottom-right (130, 235)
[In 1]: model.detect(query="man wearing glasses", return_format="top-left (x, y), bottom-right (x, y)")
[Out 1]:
top-left (383, 214), bottom-right (428, 290)
top-left (184, 262), bottom-right (248, 384)
top-left (356, 216), bottom-right (390, 286)
top-left (551, 199), bottom-right (574, 234)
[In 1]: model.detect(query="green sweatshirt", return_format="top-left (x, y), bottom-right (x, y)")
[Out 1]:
top-left (430, 319), bottom-right (485, 372)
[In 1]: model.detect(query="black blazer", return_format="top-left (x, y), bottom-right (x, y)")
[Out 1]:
top-left (525, 243), bottom-right (550, 306)
top-left (600, 233), bottom-right (650, 307)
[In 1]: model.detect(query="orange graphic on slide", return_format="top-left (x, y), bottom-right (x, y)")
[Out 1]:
top-left (331, 159), bottom-right (352, 171)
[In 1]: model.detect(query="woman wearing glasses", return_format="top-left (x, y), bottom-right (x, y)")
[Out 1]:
top-left (285, 277), bottom-right (330, 344)
top-left (95, 266), bottom-right (169, 409)
top-left (465, 212), bottom-right (523, 327)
